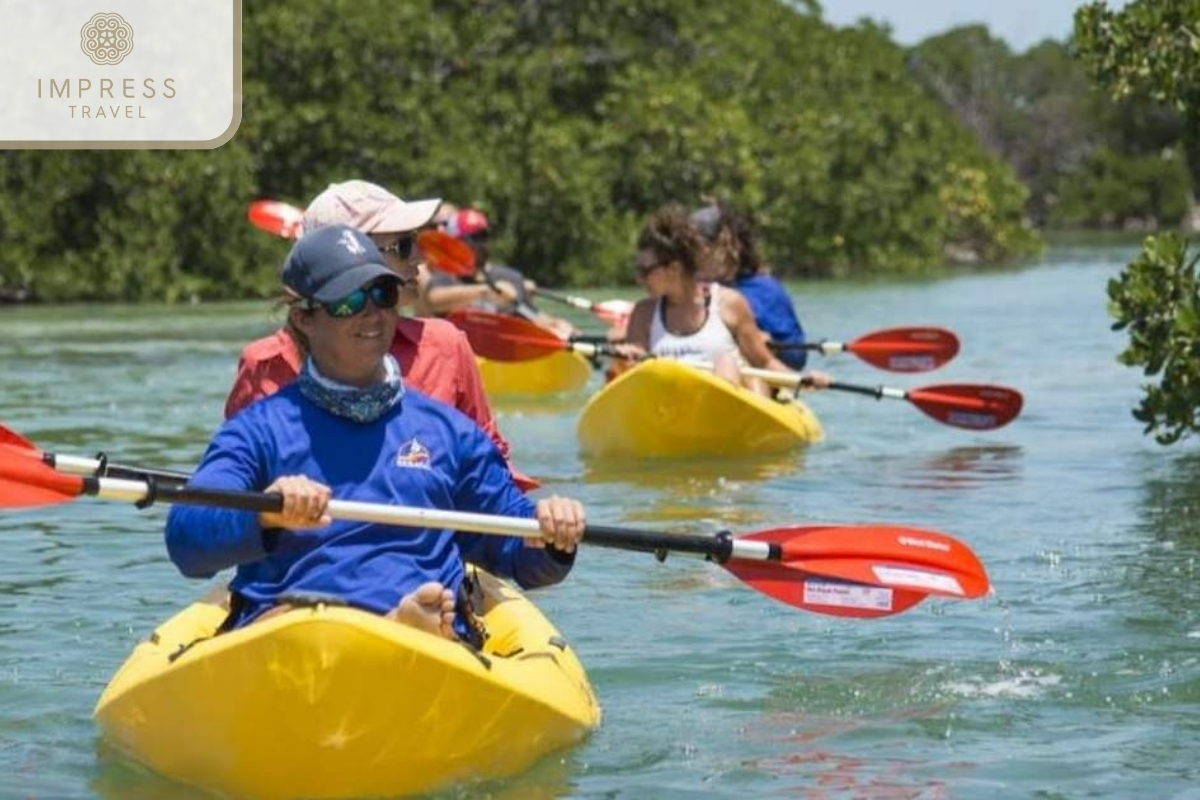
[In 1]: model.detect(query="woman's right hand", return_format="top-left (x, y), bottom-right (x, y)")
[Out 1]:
top-left (483, 280), bottom-right (520, 308)
top-left (610, 342), bottom-right (646, 361)
top-left (258, 475), bottom-right (332, 530)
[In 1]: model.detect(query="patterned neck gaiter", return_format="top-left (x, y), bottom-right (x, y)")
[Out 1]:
top-left (297, 354), bottom-right (404, 423)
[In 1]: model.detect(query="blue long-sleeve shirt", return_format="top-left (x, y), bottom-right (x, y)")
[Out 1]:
top-left (736, 274), bottom-right (808, 370)
top-left (165, 385), bottom-right (573, 628)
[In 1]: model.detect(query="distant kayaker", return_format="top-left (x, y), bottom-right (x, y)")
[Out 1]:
top-left (691, 201), bottom-right (809, 370)
top-left (224, 180), bottom-right (537, 491)
top-left (167, 225), bottom-right (585, 641)
top-left (616, 205), bottom-right (829, 397)
top-left (423, 208), bottom-right (577, 340)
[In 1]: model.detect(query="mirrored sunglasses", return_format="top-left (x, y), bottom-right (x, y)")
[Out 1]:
top-left (300, 279), bottom-right (400, 318)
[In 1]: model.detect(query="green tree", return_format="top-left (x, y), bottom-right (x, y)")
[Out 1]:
top-left (0, 0), bottom-right (1042, 302)
top-left (909, 24), bottom-right (1191, 228)
top-left (1107, 235), bottom-right (1200, 444)
top-left (1074, 0), bottom-right (1200, 195)
top-left (1078, 0), bottom-right (1200, 443)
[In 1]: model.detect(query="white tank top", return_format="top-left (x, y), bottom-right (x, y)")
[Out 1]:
top-left (649, 284), bottom-right (740, 364)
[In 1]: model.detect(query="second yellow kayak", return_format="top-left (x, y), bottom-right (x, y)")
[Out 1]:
top-left (479, 350), bottom-right (593, 396)
top-left (94, 572), bottom-right (600, 799)
top-left (577, 359), bottom-right (823, 458)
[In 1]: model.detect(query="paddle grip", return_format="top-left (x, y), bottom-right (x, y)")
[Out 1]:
top-left (826, 381), bottom-right (887, 399)
top-left (580, 525), bottom-right (733, 560)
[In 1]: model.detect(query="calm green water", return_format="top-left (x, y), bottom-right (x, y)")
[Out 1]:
top-left (1, 245), bottom-right (1198, 799)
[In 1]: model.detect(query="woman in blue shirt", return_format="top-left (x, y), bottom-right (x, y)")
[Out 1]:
top-left (691, 202), bottom-right (809, 370)
top-left (166, 225), bottom-right (585, 641)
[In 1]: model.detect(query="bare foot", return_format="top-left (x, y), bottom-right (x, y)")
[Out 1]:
top-left (387, 581), bottom-right (457, 640)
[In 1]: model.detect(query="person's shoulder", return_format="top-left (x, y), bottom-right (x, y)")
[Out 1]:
top-left (739, 272), bottom-right (785, 293)
top-left (716, 281), bottom-right (751, 305)
top-left (398, 316), bottom-right (472, 353)
top-left (399, 315), bottom-right (467, 341)
top-left (232, 381), bottom-right (305, 425)
top-left (631, 296), bottom-right (656, 316)
top-left (425, 271), bottom-right (465, 290)
top-left (716, 282), bottom-right (755, 317)
top-left (401, 386), bottom-right (485, 439)
top-left (239, 328), bottom-right (297, 365)
top-left (488, 262), bottom-right (524, 278)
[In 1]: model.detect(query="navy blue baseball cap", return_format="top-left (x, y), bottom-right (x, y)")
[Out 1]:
top-left (281, 224), bottom-right (396, 302)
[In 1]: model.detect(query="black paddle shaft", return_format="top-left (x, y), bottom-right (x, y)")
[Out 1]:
top-left (580, 525), bottom-right (736, 562)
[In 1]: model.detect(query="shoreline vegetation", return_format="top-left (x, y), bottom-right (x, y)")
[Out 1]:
top-left (0, 1), bottom-right (1194, 305)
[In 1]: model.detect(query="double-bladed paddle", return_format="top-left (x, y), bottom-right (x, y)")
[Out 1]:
top-left (454, 307), bottom-right (960, 375)
top-left (447, 309), bottom-right (1023, 430)
top-left (0, 438), bottom-right (989, 619)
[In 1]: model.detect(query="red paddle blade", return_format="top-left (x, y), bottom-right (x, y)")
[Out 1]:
top-left (908, 384), bottom-right (1023, 431)
top-left (247, 200), bottom-right (304, 239)
top-left (743, 524), bottom-right (990, 599)
top-left (0, 424), bottom-right (38, 454)
top-left (447, 309), bottom-right (565, 361)
top-left (847, 327), bottom-right (959, 373)
top-left (0, 452), bottom-right (85, 508)
top-left (593, 299), bottom-right (633, 325)
top-left (723, 559), bottom-right (927, 618)
top-left (416, 230), bottom-right (476, 277)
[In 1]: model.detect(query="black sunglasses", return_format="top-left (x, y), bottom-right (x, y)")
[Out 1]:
top-left (376, 234), bottom-right (416, 260)
top-left (299, 279), bottom-right (400, 318)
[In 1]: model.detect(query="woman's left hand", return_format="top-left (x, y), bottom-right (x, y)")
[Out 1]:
top-left (802, 370), bottom-right (832, 389)
top-left (529, 495), bottom-right (586, 553)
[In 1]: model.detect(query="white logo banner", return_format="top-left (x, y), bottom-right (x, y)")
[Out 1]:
top-left (0, 0), bottom-right (241, 147)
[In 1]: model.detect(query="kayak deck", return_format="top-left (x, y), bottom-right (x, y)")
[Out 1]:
top-left (577, 359), bottom-right (822, 458)
top-left (94, 573), bottom-right (599, 799)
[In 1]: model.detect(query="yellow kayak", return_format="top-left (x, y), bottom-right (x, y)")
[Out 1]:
top-left (94, 572), bottom-right (600, 799)
top-left (577, 359), bottom-right (823, 458)
top-left (478, 350), bottom-right (592, 396)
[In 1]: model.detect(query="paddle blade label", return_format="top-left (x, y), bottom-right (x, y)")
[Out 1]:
top-left (886, 355), bottom-right (936, 371)
top-left (802, 579), bottom-right (894, 611)
top-left (946, 411), bottom-right (999, 430)
top-left (873, 566), bottom-right (964, 596)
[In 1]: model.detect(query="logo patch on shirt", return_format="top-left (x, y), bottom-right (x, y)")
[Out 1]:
top-left (395, 438), bottom-right (432, 468)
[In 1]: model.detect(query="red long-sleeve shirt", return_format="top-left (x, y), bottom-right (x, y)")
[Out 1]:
top-left (223, 316), bottom-right (538, 491)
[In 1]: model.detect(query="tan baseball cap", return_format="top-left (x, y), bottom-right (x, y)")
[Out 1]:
top-left (303, 180), bottom-right (441, 234)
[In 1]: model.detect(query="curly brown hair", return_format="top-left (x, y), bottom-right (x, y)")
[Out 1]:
top-left (636, 205), bottom-right (706, 277)
top-left (712, 200), bottom-right (763, 281)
